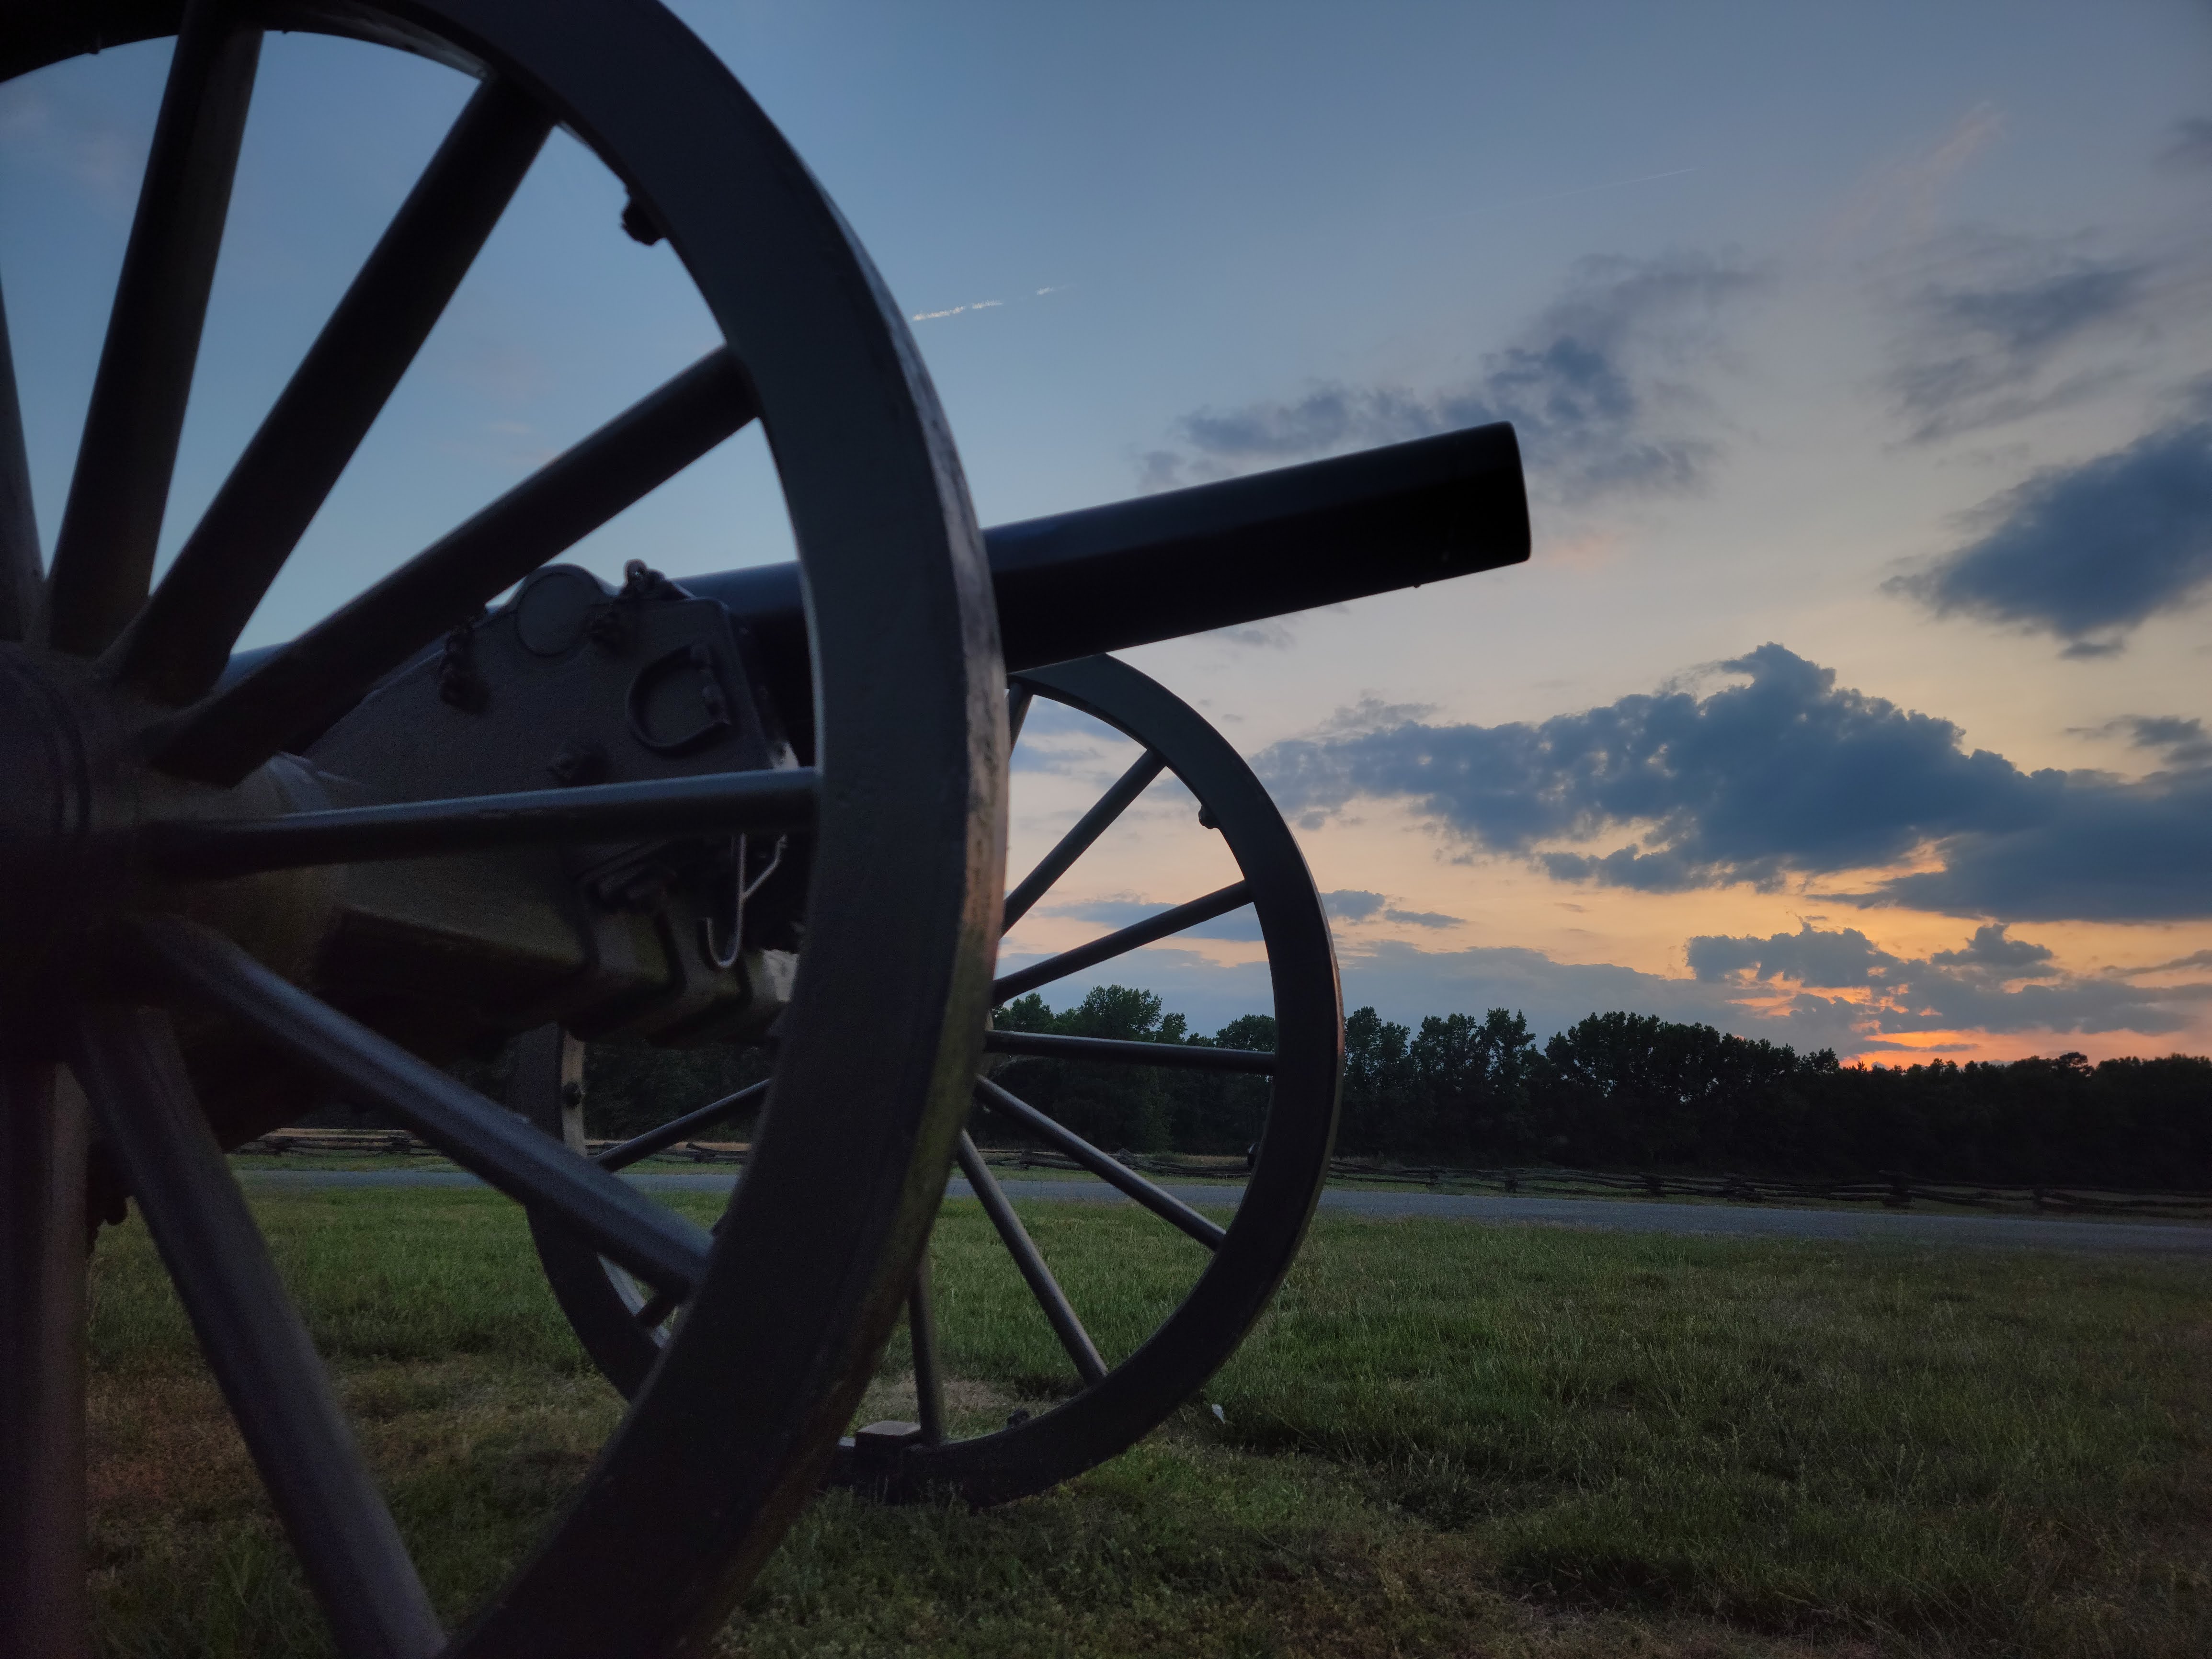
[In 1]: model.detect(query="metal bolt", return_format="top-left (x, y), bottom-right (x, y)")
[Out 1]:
top-left (547, 741), bottom-right (608, 786)
top-left (620, 192), bottom-right (664, 246)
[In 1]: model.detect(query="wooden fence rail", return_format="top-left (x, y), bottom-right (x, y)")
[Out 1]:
top-left (233, 1130), bottom-right (2212, 1217)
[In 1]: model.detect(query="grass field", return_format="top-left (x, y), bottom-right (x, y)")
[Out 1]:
top-left (87, 1187), bottom-right (2209, 1657)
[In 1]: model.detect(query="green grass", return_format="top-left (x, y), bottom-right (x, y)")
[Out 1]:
top-left (87, 1188), bottom-right (2210, 1657)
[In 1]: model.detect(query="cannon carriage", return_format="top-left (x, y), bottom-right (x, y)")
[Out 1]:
top-left (0, 2), bottom-right (1528, 1653)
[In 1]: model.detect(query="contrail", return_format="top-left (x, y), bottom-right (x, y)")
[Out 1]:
top-left (911, 298), bottom-right (1005, 322)
top-left (910, 284), bottom-right (1074, 324)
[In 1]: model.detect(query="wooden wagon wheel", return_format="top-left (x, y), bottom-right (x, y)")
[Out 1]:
top-left (0, 3), bottom-right (1003, 1655)
top-left (519, 651), bottom-right (1344, 1506)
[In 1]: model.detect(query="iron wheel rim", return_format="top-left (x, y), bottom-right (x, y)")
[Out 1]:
top-left (3, 2), bottom-right (1005, 1652)
top-left (524, 654), bottom-right (1343, 1507)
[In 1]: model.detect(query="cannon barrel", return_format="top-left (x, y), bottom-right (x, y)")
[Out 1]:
top-left (690, 422), bottom-right (1522, 690)
top-left (688, 420), bottom-right (1526, 676)
top-left (668, 418), bottom-right (1522, 756)
top-left (217, 421), bottom-right (1524, 760)
top-left (993, 419), bottom-right (1526, 664)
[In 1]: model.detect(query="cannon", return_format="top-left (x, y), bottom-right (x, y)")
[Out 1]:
top-left (0, 3), bottom-right (1529, 1655)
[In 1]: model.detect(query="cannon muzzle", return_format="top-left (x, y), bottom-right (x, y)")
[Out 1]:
top-left (687, 421), bottom-right (1525, 682)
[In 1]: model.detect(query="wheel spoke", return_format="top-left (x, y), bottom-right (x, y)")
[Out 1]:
top-left (152, 347), bottom-right (758, 784)
top-left (0, 280), bottom-right (43, 644)
top-left (0, 1059), bottom-right (87, 1653)
top-left (593, 1079), bottom-right (768, 1173)
top-left (133, 918), bottom-right (711, 1298)
top-left (67, 1006), bottom-right (442, 1659)
top-left (984, 1028), bottom-right (1276, 1075)
top-left (140, 766), bottom-right (820, 880)
top-left (909, 1256), bottom-right (946, 1445)
top-left (1002, 750), bottom-right (1165, 932)
top-left (45, 2), bottom-right (259, 657)
top-left (953, 1131), bottom-right (1106, 1387)
top-left (973, 1077), bottom-right (1226, 1250)
top-left (1005, 683), bottom-right (1034, 749)
top-left (991, 880), bottom-right (1251, 1005)
top-left (107, 77), bottom-right (554, 707)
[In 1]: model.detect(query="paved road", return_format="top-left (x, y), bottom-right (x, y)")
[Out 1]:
top-left (237, 1170), bottom-right (2212, 1255)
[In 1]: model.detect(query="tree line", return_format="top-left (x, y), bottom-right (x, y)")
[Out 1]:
top-left (994, 989), bottom-right (2212, 1190)
top-left (380, 985), bottom-right (2207, 1190)
top-left (1335, 1005), bottom-right (2210, 1189)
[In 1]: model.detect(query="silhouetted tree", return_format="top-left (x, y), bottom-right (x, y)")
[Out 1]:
top-left (358, 991), bottom-right (2210, 1191)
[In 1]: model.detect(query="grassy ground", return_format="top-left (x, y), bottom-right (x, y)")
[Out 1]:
top-left (88, 1188), bottom-right (2209, 1657)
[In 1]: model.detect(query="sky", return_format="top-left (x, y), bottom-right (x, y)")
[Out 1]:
top-left (4, 1), bottom-right (2211, 1063)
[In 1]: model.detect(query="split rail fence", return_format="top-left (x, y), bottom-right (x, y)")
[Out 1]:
top-left (237, 1129), bottom-right (2212, 1218)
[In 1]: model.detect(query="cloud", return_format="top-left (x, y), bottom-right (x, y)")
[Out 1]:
top-left (2142, 948), bottom-right (2212, 974)
top-left (1833, 104), bottom-right (2005, 247)
top-left (1263, 644), bottom-right (2021, 891)
top-left (1201, 618), bottom-right (1296, 650)
top-left (1899, 103), bottom-right (2006, 227)
top-left (2075, 714), bottom-right (2212, 767)
top-left (1336, 929), bottom-right (2205, 1056)
top-left (988, 925), bottom-right (2207, 1058)
top-left (1862, 765), bottom-right (2212, 918)
top-left (2160, 117), bottom-right (2212, 172)
top-left (1685, 921), bottom-right (2201, 1040)
top-left (1311, 697), bottom-right (1440, 737)
top-left (1887, 407), bottom-right (2212, 650)
top-left (1343, 938), bottom-right (1826, 1046)
top-left (1318, 890), bottom-right (1461, 930)
top-left (1927, 924), bottom-right (2058, 977)
top-left (1321, 890), bottom-right (1385, 921)
top-left (1141, 250), bottom-right (1765, 501)
top-left (992, 935), bottom-right (1750, 1048)
top-left (1258, 643), bottom-right (2212, 922)
top-left (1881, 234), bottom-right (2152, 443)
top-left (1009, 695), bottom-right (1133, 775)
top-left (1688, 922), bottom-right (1899, 989)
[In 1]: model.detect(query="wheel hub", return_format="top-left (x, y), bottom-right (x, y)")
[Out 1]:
top-left (0, 646), bottom-right (325, 1014)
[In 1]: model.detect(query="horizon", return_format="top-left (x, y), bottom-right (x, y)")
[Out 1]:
top-left (999, 977), bottom-right (2212, 1070)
